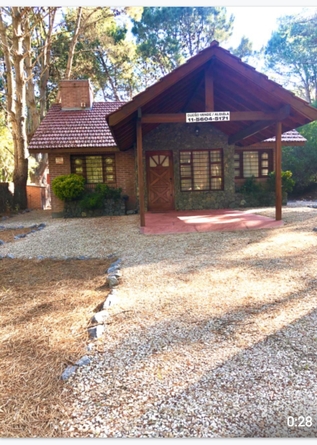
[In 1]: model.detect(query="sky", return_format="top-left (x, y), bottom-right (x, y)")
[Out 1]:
top-left (224, 6), bottom-right (317, 52)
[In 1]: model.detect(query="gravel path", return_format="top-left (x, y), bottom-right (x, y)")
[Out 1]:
top-left (1, 205), bottom-right (317, 438)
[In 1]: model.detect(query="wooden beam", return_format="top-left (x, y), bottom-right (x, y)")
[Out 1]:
top-left (205, 62), bottom-right (214, 111)
top-left (275, 121), bottom-right (282, 221)
top-left (228, 120), bottom-right (273, 145)
top-left (108, 46), bottom-right (219, 127)
top-left (213, 46), bottom-right (317, 121)
top-left (182, 75), bottom-right (204, 112)
top-left (141, 106), bottom-right (290, 125)
top-left (136, 108), bottom-right (145, 227)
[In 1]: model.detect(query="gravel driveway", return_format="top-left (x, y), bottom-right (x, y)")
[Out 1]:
top-left (1, 206), bottom-right (317, 438)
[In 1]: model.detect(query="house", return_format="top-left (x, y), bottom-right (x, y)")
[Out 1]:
top-left (28, 41), bottom-right (317, 224)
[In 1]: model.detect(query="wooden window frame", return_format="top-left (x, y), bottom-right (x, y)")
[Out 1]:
top-left (234, 149), bottom-right (273, 179)
top-left (71, 154), bottom-right (116, 185)
top-left (179, 149), bottom-right (224, 192)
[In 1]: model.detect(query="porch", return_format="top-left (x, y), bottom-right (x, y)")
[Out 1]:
top-left (140, 209), bottom-right (284, 235)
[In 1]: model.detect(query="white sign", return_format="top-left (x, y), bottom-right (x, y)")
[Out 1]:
top-left (186, 111), bottom-right (230, 123)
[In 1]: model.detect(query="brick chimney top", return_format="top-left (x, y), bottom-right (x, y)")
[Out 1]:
top-left (59, 79), bottom-right (93, 110)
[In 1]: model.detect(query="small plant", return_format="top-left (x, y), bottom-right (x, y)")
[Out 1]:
top-left (79, 183), bottom-right (123, 211)
top-left (52, 174), bottom-right (86, 201)
top-left (79, 191), bottom-right (104, 210)
top-left (238, 176), bottom-right (264, 194)
top-left (267, 170), bottom-right (295, 193)
top-left (95, 183), bottom-right (122, 201)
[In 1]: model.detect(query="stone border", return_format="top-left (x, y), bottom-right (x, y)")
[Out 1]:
top-left (0, 223), bottom-right (47, 250)
top-left (61, 257), bottom-right (123, 381)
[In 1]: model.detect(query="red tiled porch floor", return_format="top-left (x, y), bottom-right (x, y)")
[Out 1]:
top-left (140, 209), bottom-right (284, 235)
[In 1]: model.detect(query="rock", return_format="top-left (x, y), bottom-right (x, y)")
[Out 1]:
top-left (91, 310), bottom-right (109, 324)
top-left (0, 240), bottom-right (4, 245)
top-left (6, 254), bottom-right (14, 259)
top-left (76, 355), bottom-right (91, 366)
top-left (108, 269), bottom-right (122, 278)
top-left (88, 325), bottom-right (105, 339)
top-left (107, 276), bottom-right (119, 288)
top-left (313, 227), bottom-right (317, 232)
top-left (37, 255), bottom-right (44, 260)
top-left (126, 210), bottom-right (136, 215)
top-left (107, 253), bottom-right (116, 259)
top-left (77, 255), bottom-right (88, 260)
top-left (102, 292), bottom-right (118, 308)
top-left (110, 259), bottom-right (122, 268)
top-left (61, 365), bottom-right (78, 381)
top-left (86, 343), bottom-right (94, 351)
top-left (37, 223), bottom-right (46, 230)
top-left (107, 265), bottom-right (121, 274)
top-left (0, 225), bottom-right (5, 229)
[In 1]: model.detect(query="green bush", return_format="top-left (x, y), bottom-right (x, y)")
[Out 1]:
top-left (238, 176), bottom-right (264, 194)
top-left (79, 191), bottom-right (104, 210)
top-left (95, 183), bottom-right (122, 200)
top-left (267, 170), bottom-right (295, 193)
top-left (79, 183), bottom-right (123, 211)
top-left (51, 174), bottom-right (86, 201)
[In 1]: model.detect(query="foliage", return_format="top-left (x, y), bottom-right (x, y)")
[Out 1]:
top-left (51, 174), bottom-right (85, 201)
top-left (267, 170), bottom-right (295, 193)
top-left (0, 115), bottom-right (14, 182)
top-left (263, 12), bottom-right (317, 103)
top-left (238, 176), bottom-right (264, 194)
top-left (132, 7), bottom-right (234, 86)
top-left (95, 183), bottom-right (122, 200)
top-left (79, 183), bottom-right (123, 210)
top-left (228, 36), bottom-right (254, 62)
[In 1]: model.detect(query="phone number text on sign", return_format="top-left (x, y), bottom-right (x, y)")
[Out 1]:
top-left (186, 112), bottom-right (230, 123)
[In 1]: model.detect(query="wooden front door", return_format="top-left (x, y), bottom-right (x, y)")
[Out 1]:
top-left (146, 151), bottom-right (174, 211)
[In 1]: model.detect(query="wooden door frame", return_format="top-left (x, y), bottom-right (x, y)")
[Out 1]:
top-left (146, 150), bottom-right (175, 212)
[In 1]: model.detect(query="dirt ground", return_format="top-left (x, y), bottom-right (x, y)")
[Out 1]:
top-left (0, 238), bottom-right (113, 438)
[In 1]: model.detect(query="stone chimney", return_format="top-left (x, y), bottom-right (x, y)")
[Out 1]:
top-left (59, 79), bottom-right (93, 110)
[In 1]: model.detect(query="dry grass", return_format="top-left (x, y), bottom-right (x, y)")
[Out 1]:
top-left (0, 257), bottom-right (113, 438)
top-left (0, 228), bottom-right (33, 243)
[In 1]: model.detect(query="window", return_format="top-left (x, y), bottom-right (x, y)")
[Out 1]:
top-left (180, 149), bottom-right (223, 191)
top-left (234, 150), bottom-right (273, 179)
top-left (71, 155), bottom-right (116, 184)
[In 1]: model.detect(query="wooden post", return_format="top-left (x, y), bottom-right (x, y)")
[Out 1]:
top-left (137, 108), bottom-right (145, 227)
top-left (275, 121), bottom-right (282, 221)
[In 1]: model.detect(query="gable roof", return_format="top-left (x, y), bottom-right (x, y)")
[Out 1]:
top-left (28, 102), bottom-right (124, 151)
top-left (107, 41), bottom-right (317, 151)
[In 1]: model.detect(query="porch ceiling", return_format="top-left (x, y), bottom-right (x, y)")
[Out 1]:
top-left (107, 41), bottom-right (317, 151)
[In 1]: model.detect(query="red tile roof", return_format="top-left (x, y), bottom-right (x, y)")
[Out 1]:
top-left (263, 129), bottom-right (306, 143)
top-left (28, 102), bottom-right (125, 150)
top-left (28, 100), bottom-right (306, 151)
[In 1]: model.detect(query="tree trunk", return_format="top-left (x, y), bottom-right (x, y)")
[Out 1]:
top-left (11, 8), bottom-right (29, 209)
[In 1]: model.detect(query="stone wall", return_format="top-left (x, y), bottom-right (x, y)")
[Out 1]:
top-left (63, 198), bottom-right (126, 218)
top-left (142, 123), bottom-right (236, 210)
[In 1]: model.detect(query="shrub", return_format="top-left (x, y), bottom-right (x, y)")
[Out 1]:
top-left (79, 191), bottom-right (104, 210)
top-left (51, 174), bottom-right (86, 201)
top-left (238, 176), bottom-right (264, 194)
top-left (267, 170), bottom-right (295, 193)
top-left (79, 183), bottom-right (124, 211)
top-left (95, 183), bottom-right (122, 201)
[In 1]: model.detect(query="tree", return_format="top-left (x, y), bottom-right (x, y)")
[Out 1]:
top-left (263, 12), bottom-right (317, 103)
top-left (0, 112), bottom-right (14, 182)
top-left (132, 7), bottom-right (234, 86)
top-left (229, 36), bottom-right (254, 62)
